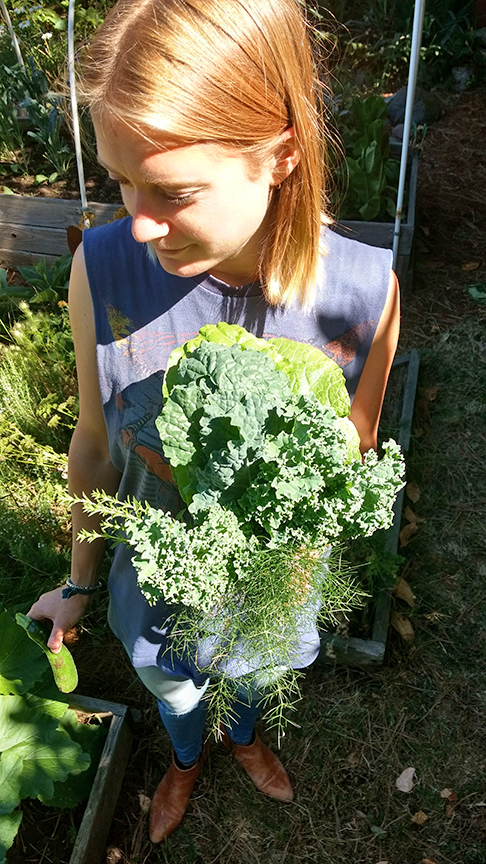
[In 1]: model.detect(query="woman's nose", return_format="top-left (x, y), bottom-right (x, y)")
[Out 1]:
top-left (130, 190), bottom-right (170, 244)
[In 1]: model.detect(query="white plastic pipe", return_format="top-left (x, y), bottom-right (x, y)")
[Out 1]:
top-left (392, 0), bottom-right (427, 267)
top-left (68, 0), bottom-right (89, 214)
top-left (0, 0), bottom-right (25, 69)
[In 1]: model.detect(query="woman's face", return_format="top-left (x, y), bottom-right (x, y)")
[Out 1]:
top-left (94, 118), bottom-right (283, 286)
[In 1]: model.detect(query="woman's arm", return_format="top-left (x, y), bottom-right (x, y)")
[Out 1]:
top-left (27, 243), bottom-right (122, 651)
top-left (349, 270), bottom-right (400, 454)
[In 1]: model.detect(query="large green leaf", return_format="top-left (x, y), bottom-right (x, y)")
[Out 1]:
top-left (267, 337), bottom-right (351, 416)
top-left (0, 811), bottom-right (23, 863)
top-left (0, 754), bottom-right (21, 816)
top-left (162, 322), bottom-right (281, 398)
top-left (0, 699), bottom-right (90, 805)
top-left (5, 730), bottom-right (89, 802)
top-left (0, 695), bottom-right (61, 752)
top-left (158, 340), bottom-right (292, 505)
top-left (38, 710), bottom-right (107, 808)
top-left (0, 611), bottom-right (47, 696)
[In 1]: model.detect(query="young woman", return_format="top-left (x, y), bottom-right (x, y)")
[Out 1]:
top-left (28, 0), bottom-right (399, 843)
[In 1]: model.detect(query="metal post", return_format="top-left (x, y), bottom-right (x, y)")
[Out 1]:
top-left (392, 0), bottom-right (426, 268)
top-left (0, 0), bottom-right (25, 69)
top-left (68, 0), bottom-right (89, 216)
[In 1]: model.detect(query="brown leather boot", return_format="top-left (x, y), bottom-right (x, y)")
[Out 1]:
top-left (222, 729), bottom-right (294, 802)
top-left (149, 754), bottom-right (202, 843)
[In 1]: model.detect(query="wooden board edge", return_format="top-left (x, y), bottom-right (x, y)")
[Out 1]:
top-left (317, 632), bottom-right (386, 666)
top-left (69, 713), bottom-right (133, 864)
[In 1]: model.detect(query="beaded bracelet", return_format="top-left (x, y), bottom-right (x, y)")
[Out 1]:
top-left (61, 578), bottom-right (102, 599)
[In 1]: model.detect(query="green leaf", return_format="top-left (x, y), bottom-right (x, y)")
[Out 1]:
top-left (359, 196), bottom-right (381, 221)
top-left (363, 141), bottom-right (378, 174)
top-left (38, 711), bottom-right (107, 808)
top-left (0, 694), bottom-right (62, 752)
top-left (466, 283), bottom-right (486, 304)
top-left (266, 338), bottom-right (351, 416)
top-left (0, 723), bottom-right (89, 804)
top-left (0, 284), bottom-right (34, 301)
top-left (0, 612), bottom-right (48, 696)
top-left (158, 340), bottom-right (292, 505)
top-left (0, 753), bottom-right (22, 816)
top-left (163, 322), bottom-right (280, 398)
top-left (0, 811), bottom-right (23, 863)
top-left (30, 288), bottom-right (59, 304)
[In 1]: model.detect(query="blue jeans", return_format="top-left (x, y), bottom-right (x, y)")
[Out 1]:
top-left (135, 665), bottom-right (263, 766)
top-left (157, 690), bottom-right (263, 765)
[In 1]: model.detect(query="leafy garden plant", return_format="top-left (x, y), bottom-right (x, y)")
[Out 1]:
top-left (0, 606), bottom-right (107, 864)
top-left (332, 94), bottom-right (400, 221)
top-left (81, 323), bottom-right (405, 734)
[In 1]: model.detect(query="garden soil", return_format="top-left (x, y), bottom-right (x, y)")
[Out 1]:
top-left (8, 86), bottom-right (486, 864)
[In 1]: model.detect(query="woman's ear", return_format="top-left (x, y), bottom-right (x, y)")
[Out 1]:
top-left (271, 127), bottom-right (301, 187)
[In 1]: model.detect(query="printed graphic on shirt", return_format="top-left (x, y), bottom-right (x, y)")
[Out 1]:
top-left (323, 320), bottom-right (378, 367)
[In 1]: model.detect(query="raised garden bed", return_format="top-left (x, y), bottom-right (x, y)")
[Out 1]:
top-left (0, 197), bottom-right (121, 268)
top-left (317, 348), bottom-right (420, 667)
top-left (66, 696), bottom-right (137, 864)
top-left (7, 696), bottom-right (138, 864)
top-left (0, 149), bottom-right (419, 283)
top-left (333, 149), bottom-right (420, 292)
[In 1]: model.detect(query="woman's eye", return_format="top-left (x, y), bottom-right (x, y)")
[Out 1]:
top-left (163, 193), bottom-right (193, 207)
top-left (109, 174), bottom-right (131, 187)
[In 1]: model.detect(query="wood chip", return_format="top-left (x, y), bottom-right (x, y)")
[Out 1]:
top-left (400, 522), bottom-right (419, 547)
top-left (391, 611), bottom-right (415, 642)
top-left (406, 481), bottom-right (421, 503)
top-left (393, 577), bottom-right (416, 606)
top-left (396, 766), bottom-right (416, 792)
top-left (412, 810), bottom-right (429, 825)
top-left (420, 386), bottom-right (440, 401)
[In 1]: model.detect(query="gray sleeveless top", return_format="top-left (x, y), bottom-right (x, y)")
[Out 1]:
top-left (83, 217), bottom-right (392, 683)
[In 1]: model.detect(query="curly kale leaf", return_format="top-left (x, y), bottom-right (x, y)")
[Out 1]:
top-left (121, 502), bottom-right (257, 612)
top-left (232, 394), bottom-right (404, 549)
top-left (157, 340), bottom-right (295, 507)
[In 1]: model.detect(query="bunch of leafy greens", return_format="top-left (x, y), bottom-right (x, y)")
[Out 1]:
top-left (0, 607), bottom-right (107, 863)
top-left (81, 323), bottom-right (404, 733)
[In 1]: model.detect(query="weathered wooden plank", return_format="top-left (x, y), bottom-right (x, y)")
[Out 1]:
top-left (319, 633), bottom-right (386, 666)
top-left (371, 350), bottom-right (420, 644)
top-left (0, 196), bottom-right (122, 266)
top-left (0, 195), bottom-right (121, 227)
top-left (335, 220), bottom-right (414, 255)
top-left (398, 347), bottom-right (420, 453)
top-left (1, 225), bottom-right (71, 258)
top-left (0, 248), bottom-right (60, 267)
top-left (68, 694), bottom-right (130, 719)
top-left (318, 348), bottom-right (420, 666)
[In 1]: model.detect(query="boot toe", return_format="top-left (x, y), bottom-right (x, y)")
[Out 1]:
top-left (149, 756), bottom-right (202, 843)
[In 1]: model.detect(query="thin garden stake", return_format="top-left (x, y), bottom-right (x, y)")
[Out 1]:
top-left (392, 0), bottom-right (426, 268)
top-left (0, 0), bottom-right (25, 69)
top-left (68, 0), bottom-right (89, 218)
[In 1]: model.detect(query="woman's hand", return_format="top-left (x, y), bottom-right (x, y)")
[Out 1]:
top-left (27, 587), bottom-right (91, 653)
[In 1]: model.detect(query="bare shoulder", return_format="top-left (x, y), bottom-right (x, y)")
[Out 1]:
top-left (349, 271), bottom-right (400, 454)
top-left (68, 243), bottom-right (93, 340)
top-left (68, 243), bottom-right (107, 443)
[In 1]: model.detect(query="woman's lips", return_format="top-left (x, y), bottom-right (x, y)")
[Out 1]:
top-left (158, 245), bottom-right (188, 255)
